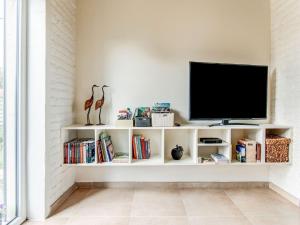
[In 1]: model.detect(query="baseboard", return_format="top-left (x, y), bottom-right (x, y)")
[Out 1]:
top-left (269, 182), bottom-right (300, 207)
top-left (76, 181), bottom-right (269, 189)
top-left (48, 184), bottom-right (78, 217)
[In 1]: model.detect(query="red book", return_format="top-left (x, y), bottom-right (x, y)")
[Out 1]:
top-left (132, 135), bottom-right (137, 159)
top-left (73, 143), bottom-right (75, 164)
top-left (256, 143), bottom-right (261, 162)
top-left (64, 143), bottom-right (67, 164)
top-left (80, 144), bottom-right (83, 163)
top-left (141, 136), bottom-right (146, 159)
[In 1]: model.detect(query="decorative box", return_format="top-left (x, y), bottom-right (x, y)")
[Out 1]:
top-left (134, 107), bottom-right (151, 127)
top-left (134, 117), bottom-right (151, 127)
top-left (265, 135), bottom-right (291, 163)
top-left (115, 119), bottom-right (133, 127)
top-left (151, 113), bottom-right (174, 127)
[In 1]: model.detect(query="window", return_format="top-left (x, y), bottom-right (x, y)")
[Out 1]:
top-left (0, 0), bottom-right (25, 224)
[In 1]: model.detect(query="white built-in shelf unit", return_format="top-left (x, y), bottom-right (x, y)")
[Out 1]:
top-left (61, 124), bottom-right (292, 166)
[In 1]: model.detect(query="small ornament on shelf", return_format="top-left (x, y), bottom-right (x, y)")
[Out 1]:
top-left (95, 85), bottom-right (109, 125)
top-left (84, 84), bottom-right (99, 126)
top-left (171, 145), bottom-right (184, 160)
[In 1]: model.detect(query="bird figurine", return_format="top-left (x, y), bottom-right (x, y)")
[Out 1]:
top-left (95, 85), bottom-right (109, 125)
top-left (84, 84), bottom-right (99, 126)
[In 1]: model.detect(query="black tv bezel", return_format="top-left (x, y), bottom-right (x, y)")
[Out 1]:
top-left (188, 61), bottom-right (268, 121)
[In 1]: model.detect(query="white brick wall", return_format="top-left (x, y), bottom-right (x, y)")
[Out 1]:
top-left (46, 0), bottom-right (76, 212)
top-left (270, 0), bottom-right (300, 200)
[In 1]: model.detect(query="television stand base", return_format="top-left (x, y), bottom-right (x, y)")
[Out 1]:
top-left (209, 120), bottom-right (259, 127)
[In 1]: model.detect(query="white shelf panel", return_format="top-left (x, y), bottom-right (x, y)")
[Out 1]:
top-left (198, 142), bottom-right (229, 147)
top-left (165, 155), bottom-right (194, 165)
top-left (63, 162), bottom-right (290, 167)
top-left (131, 154), bottom-right (163, 165)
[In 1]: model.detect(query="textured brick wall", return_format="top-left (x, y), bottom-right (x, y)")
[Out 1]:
top-left (46, 0), bottom-right (76, 210)
top-left (270, 0), bottom-right (300, 200)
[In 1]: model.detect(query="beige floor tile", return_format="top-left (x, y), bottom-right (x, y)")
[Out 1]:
top-left (225, 188), bottom-right (300, 217)
top-left (246, 215), bottom-right (300, 225)
top-left (133, 188), bottom-right (180, 202)
top-left (180, 189), bottom-right (243, 217)
top-left (22, 218), bottom-right (68, 225)
top-left (189, 216), bottom-right (252, 225)
top-left (51, 201), bottom-right (81, 218)
top-left (66, 217), bottom-right (130, 225)
top-left (225, 188), bottom-right (288, 203)
top-left (131, 200), bottom-right (186, 217)
top-left (51, 189), bottom-right (91, 218)
top-left (84, 188), bottom-right (134, 203)
top-left (65, 188), bottom-right (91, 204)
top-left (75, 202), bottom-right (132, 217)
top-left (129, 216), bottom-right (189, 225)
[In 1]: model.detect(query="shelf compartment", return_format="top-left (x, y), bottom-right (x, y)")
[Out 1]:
top-left (164, 129), bottom-right (196, 164)
top-left (265, 128), bottom-right (293, 163)
top-left (96, 128), bottom-right (130, 164)
top-left (61, 129), bottom-right (96, 165)
top-left (131, 129), bottom-right (163, 164)
top-left (198, 129), bottom-right (231, 144)
top-left (198, 145), bottom-right (231, 164)
top-left (231, 128), bottom-right (263, 163)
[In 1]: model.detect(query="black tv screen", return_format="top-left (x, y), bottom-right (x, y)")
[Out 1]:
top-left (189, 62), bottom-right (268, 120)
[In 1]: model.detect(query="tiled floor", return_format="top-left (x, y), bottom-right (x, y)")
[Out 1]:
top-left (23, 187), bottom-right (300, 225)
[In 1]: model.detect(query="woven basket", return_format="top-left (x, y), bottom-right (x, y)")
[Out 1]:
top-left (265, 135), bottom-right (291, 163)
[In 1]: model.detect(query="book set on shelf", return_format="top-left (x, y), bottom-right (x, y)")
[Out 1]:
top-left (64, 138), bottom-right (95, 164)
top-left (132, 135), bottom-right (151, 160)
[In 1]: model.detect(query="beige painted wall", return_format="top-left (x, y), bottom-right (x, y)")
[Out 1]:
top-left (76, 0), bottom-right (270, 124)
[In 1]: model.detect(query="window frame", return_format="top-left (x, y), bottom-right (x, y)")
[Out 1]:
top-left (5, 0), bottom-right (26, 224)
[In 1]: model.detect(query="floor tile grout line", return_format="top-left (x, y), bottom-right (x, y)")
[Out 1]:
top-left (223, 189), bottom-right (255, 225)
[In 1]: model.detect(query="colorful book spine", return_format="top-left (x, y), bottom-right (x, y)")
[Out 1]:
top-left (132, 135), bottom-right (151, 160)
top-left (63, 138), bottom-right (95, 164)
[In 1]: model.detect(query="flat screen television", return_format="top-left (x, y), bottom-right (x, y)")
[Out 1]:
top-left (189, 62), bottom-right (268, 126)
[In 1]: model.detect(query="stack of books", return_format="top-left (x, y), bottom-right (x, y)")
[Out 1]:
top-left (132, 135), bottom-right (151, 159)
top-left (97, 132), bottom-right (115, 163)
top-left (64, 138), bottom-right (95, 164)
top-left (210, 153), bottom-right (229, 164)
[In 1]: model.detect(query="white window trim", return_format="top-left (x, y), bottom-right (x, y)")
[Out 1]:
top-left (7, 0), bottom-right (26, 224)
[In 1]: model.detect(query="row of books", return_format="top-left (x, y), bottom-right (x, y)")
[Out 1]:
top-left (132, 135), bottom-right (151, 159)
top-left (236, 138), bottom-right (261, 163)
top-left (64, 138), bottom-right (95, 164)
top-left (97, 132), bottom-right (115, 163)
top-left (97, 132), bottom-right (129, 163)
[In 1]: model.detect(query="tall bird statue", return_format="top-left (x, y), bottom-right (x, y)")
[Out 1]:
top-left (95, 85), bottom-right (109, 125)
top-left (84, 84), bottom-right (99, 126)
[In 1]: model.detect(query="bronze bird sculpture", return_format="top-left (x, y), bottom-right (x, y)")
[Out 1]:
top-left (95, 85), bottom-right (109, 125)
top-left (84, 84), bottom-right (99, 126)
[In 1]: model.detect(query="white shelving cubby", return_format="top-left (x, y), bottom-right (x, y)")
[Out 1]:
top-left (96, 128), bottom-right (130, 164)
top-left (131, 128), bottom-right (164, 165)
top-left (164, 128), bottom-right (197, 165)
top-left (61, 124), bottom-right (293, 166)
